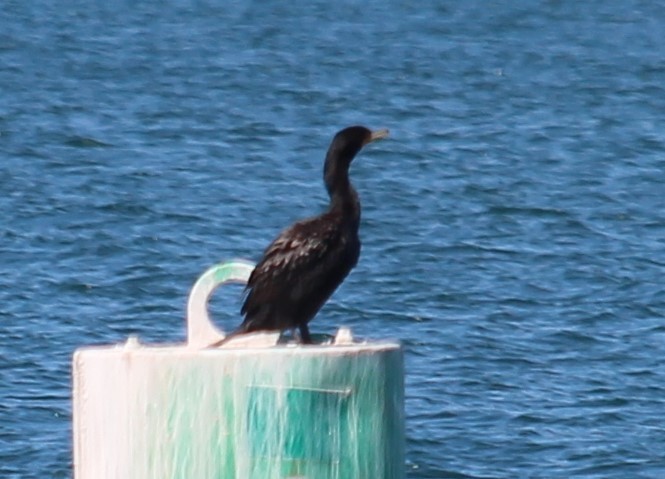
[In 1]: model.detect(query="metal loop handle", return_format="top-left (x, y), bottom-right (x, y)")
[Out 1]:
top-left (186, 260), bottom-right (254, 349)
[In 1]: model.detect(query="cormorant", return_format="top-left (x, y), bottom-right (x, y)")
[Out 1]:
top-left (217, 126), bottom-right (388, 345)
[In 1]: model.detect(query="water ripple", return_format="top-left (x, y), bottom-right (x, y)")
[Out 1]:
top-left (3, 1), bottom-right (665, 478)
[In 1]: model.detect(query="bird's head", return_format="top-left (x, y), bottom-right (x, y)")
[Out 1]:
top-left (325, 125), bottom-right (389, 170)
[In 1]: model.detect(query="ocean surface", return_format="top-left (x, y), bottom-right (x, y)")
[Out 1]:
top-left (2, 1), bottom-right (665, 477)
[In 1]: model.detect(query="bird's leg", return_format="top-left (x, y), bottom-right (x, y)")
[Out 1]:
top-left (277, 328), bottom-right (297, 344)
top-left (298, 324), bottom-right (313, 344)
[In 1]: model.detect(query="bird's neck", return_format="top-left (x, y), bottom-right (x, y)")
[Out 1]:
top-left (324, 160), bottom-right (360, 224)
top-left (329, 182), bottom-right (360, 222)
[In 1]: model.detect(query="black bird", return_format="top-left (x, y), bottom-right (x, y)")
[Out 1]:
top-left (218, 126), bottom-right (388, 345)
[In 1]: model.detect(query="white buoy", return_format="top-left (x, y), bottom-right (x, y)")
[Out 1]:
top-left (72, 260), bottom-right (405, 479)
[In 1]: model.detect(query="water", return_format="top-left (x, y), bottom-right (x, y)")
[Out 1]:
top-left (2, 1), bottom-right (665, 477)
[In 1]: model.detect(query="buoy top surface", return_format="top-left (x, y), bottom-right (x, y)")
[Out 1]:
top-left (74, 333), bottom-right (401, 358)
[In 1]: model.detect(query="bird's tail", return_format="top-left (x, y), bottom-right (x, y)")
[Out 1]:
top-left (207, 325), bottom-right (248, 348)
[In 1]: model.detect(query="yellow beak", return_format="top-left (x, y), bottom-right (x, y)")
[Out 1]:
top-left (367, 128), bottom-right (390, 144)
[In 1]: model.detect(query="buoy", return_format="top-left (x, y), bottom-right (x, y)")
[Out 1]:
top-left (72, 260), bottom-right (405, 478)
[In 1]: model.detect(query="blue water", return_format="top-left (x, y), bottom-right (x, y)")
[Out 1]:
top-left (2, 1), bottom-right (665, 477)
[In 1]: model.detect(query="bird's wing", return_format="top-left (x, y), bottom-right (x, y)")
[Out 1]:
top-left (241, 215), bottom-right (349, 315)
